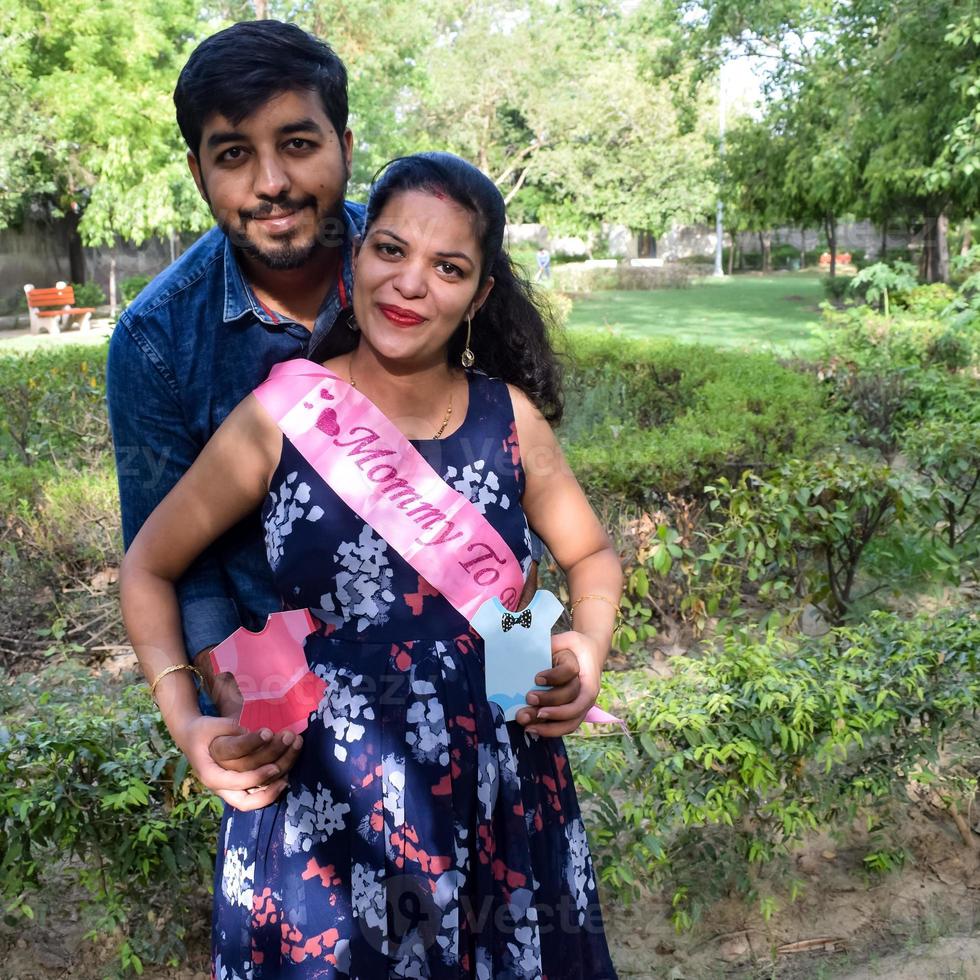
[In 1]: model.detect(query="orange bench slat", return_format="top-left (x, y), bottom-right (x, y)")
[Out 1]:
top-left (27, 289), bottom-right (76, 305)
top-left (34, 306), bottom-right (96, 316)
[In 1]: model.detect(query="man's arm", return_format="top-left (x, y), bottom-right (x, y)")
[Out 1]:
top-left (107, 316), bottom-right (301, 791)
top-left (108, 314), bottom-right (241, 655)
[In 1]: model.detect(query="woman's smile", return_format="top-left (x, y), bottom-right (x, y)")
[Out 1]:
top-left (378, 303), bottom-right (426, 326)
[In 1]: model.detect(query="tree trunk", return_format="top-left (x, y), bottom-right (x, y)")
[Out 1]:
top-left (921, 213), bottom-right (950, 283)
top-left (825, 214), bottom-right (838, 278)
top-left (66, 205), bottom-right (86, 285)
top-left (800, 228), bottom-right (806, 270)
top-left (880, 221), bottom-right (888, 261)
top-left (109, 253), bottom-right (117, 318)
top-left (959, 220), bottom-right (973, 256)
top-left (758, 231), bottom-right (772, 272)
top-left (253, 0), bottom-right (268, 17)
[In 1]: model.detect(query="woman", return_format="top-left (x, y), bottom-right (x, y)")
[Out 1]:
top-left (121, 152), bottom-right (622, 978)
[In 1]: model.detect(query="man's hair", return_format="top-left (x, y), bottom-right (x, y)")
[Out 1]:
top-left (174, 20), bottom-right (349, 157)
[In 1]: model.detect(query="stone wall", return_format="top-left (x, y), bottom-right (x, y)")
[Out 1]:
top-left (0, 219), bottom-right (196, 315)
top-left (734, 224), bottom-right (914, 257)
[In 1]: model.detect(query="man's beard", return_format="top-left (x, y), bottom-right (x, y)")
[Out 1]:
top-left (221, 194), bottom-right (327, 270)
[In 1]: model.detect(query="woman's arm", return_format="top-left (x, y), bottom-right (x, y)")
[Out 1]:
top-left (120, 395), bottom-right (291, 809)
top-left (510, 387), bottom-right (624, 737)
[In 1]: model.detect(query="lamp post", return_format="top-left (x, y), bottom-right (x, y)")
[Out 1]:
top-left (713, 62), bottom-right (727, 278)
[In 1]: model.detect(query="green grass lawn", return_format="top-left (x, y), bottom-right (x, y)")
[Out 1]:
top-left (565, 271), bottom-right (827, 354)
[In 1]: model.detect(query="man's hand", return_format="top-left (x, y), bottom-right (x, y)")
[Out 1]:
top-left (515, 631), bottom-right (602, 737)
top-left (174, 714), bottom-right (293, 811)
top-left (193, 644), bottom-right (304, 793)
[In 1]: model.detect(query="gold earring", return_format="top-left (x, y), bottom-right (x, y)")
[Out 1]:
top-left (461, 315), bottom-right (475, 368)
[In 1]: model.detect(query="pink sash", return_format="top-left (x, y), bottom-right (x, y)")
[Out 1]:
top-left (253, 359), bottom-right (525, 618)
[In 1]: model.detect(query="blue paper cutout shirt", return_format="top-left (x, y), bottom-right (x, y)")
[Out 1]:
top-left (471, 589), bottom-right (564, 721)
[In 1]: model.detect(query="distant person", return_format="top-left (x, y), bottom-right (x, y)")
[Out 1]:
top-left (535, 244), bottom-right (552, 282)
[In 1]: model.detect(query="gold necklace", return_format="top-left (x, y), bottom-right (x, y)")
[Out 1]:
top-left (348, 357), bottom-right (454, 439)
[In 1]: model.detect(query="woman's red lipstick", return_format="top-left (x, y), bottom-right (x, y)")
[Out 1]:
top-left (378, 304), bottom-right (426, 326)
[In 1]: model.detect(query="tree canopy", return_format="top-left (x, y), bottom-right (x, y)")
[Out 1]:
top-left (1, 0), bottom-right (978, 281)
top-left (0, 0), bottom-right (720, 277)
top-left (670, 0), bottom-right (980, 279)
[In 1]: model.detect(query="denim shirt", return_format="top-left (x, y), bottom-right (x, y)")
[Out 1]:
top-left (107, 201), bottom-right (365, 659)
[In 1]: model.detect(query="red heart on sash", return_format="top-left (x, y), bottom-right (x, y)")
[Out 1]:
top-left (316, 407), bottom-right (340, 436)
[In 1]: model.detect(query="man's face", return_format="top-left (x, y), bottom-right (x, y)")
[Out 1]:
top-left (188, 88), bottom-right (353, 270)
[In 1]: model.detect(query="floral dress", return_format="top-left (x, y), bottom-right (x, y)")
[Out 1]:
top-left (212, 371), bottom-right (618, 980)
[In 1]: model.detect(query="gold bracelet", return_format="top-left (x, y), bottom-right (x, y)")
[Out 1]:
top-left (569, 593), bottom-right (620, 618)
top-left (149, 663), bottom-right (203, 698)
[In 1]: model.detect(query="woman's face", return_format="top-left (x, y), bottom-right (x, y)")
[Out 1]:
top-left (352, 189), bottom-right (493, 369)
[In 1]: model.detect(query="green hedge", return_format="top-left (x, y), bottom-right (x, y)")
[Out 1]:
top-left (0, 667), bottom-right (219, 971)
top-left (1, 336), bottom-right (834, 507)
top-left (560, 335), bottom-right (834, 500)
top-left (4, 612), bottom-right (974, 969)
top-left (552, 263), bottom-right (692, 292)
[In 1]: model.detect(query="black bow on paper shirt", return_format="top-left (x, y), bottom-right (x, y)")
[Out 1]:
top-left (501, 608), bottom-right (533, 632)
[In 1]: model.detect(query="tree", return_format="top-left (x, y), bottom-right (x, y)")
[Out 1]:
top-left (402, 0), bottom-right (717, 236)
top-left (0, 0), bottom-right (211, 282)
top-left (721, 118), bottom-right (789, 272)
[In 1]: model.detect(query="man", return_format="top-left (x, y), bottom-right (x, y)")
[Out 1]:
top-left (107, 20), bottom-right (363, 810)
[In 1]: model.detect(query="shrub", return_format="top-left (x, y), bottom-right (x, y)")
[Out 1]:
top-left (0, 669), bottom-right (220, 972)
top-left (903, 414), bottom-right (980, 561)
top-left (0, 346), bottom-right (110, 467)
top-left (552, 262), bottom-right (691, 292)
top-left (560, 336), bottom-right (833, 502)
top-left (571, 611), bottom-right (980, 926)
top-left (703, 454), bottom-right (914, 624)
top-left (71, 281), bottom-right (107, 308)
top-left (1, 458), bottom-right (122, 667)
top-left (821, 274), bottom-right (851, 303)
top-left (16, 460), bottom-right (122, 572)
top-left (120, 274), bottom-right (153, 307)
top-left (848, 261), bottom-right (918, 315)
top-left (818, 304), bottom-right (979, 372)
top-left (903, 283), bottom-right (957, 317)
top-left (771, 243), bottom-right (801, 269)
top-left (537, 289), bottom-right (573, 330)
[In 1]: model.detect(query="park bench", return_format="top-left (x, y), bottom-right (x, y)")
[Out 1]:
top-left (23, 281), bottom-right (96, 335)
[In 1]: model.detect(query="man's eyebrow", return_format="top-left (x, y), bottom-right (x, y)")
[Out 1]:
top-left (205, 118), bottom-right (325, 151)
top-left (207, 129), bottom-right (246, 150)
top-left (279, 118), bottom-right (325, 137)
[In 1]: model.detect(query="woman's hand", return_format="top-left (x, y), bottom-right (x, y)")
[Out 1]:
top-left (515, 631), bottom-right (602, 738)
top-left (174, 714), bottom-right (293, 811)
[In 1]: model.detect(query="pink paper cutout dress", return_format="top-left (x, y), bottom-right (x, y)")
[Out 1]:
top-left (209, 608), bottom-right (325, 734)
